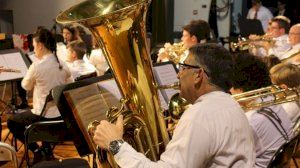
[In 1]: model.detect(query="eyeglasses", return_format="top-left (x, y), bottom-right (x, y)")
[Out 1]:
top-left (178, 63), bottom-right (210, 76)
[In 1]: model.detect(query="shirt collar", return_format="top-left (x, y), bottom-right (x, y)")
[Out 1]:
top-left (72, 59), bottom-right (85, 66)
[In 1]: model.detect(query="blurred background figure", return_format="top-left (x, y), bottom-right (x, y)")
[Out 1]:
top-left (247, 0), bottom-right (273, 32)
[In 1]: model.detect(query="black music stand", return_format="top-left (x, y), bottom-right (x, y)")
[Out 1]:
top-left (238, 18), bottom-right (265, 37)
top-left (0, 49), bottom-right (30, 148)
top-left (52, 74), bottom-right (117, 156)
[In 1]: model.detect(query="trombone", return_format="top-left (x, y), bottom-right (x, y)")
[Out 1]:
top-left (233, 85), bottom-right (300, 111)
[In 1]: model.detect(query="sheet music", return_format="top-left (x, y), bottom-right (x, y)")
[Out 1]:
top-left (153, 63), bottom-right (179, 110)
top-left (64, 80), bottom-right (121, 131)
top-left (0, 52), bottom-right (28, 81)
top-left (98, 79), bottom-right (122, 100)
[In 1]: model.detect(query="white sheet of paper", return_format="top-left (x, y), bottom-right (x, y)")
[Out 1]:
top-left (0, 52), bottom-right (28, 81)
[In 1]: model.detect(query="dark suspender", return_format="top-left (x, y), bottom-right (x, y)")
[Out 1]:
top-left (257, 107), bottom-right (289, 141)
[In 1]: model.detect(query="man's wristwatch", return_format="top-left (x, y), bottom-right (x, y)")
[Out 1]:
top-left (108, 139), bottom-right (124, 155)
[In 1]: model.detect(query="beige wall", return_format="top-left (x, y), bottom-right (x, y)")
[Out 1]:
top-left (1, 0), bottom-right (85, 34)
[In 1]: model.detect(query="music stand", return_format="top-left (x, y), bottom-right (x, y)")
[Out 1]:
top-left (238, 18), bottom-right (265, 37)
top-left (0, 49), bottom-right (30, 111)
top-left (52, 74), bottom-right (120, 155)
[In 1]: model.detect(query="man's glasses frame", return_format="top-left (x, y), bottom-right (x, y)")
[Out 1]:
top-left (178, 63), bottom-right (210, 76)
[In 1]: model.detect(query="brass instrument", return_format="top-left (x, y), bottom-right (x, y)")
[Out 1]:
top-left (162, 42), bottom-right (187, 64)
top-left (157, 82), bottom-right (190, 124)
top-left (233, 85), bottom-right (300, 111)
top-left (57, 0), bottom-right (170, 166)
top-left (230, 35), bottom-right (275, 52)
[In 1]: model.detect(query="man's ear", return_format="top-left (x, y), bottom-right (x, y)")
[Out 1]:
top-left (194, 69), bottom-right (204, 85)
top-left (191, 35), bottom-right (198, 43)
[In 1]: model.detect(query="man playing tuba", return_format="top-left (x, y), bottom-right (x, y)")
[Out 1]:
top-left (93, 43), bottom-right (255, 168)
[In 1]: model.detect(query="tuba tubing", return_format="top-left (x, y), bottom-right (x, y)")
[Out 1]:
top-left (57, 0), bottom-right (169, 167)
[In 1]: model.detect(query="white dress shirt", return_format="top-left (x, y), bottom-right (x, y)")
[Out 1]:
top-left (268, 34), bottom-right (291, 58)
top-left (282, 102), bottom-right (300, 127)
top-left (87, 49), bottom-right (109, 76)
top-left (279, 43), bottom-right (300, 60)
top-left (247, 6), bottom-right (273, 32)
top-left (68, 59), bottom-right (96, 81)
top-left (22, 54), bottom-right (70, 118)
top-left (246, 102), bottom-right (292, 168)
top-left (114, 91), bottom-right (255, 168)
top-left (56, 42), bottom-right (68, 63)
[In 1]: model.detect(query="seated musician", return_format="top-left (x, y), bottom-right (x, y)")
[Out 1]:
top-left (157, 19), bottom-right (211, 63)
top-left (56, 25), bottom-right (79, 63)
top-left (7, 29), bottom-right (71, 163)
top-left (66, 40), bottom-right (96, 81)
top-left (93, 43), bottom-right (255, 168)
top-left (249, 16), bottom-right (291, 58)
top-left (86, 36), bottom-right (109, 76)
top-left (281, 23), bottom-right (300, 64)
top-left (270, 63), bottom-right (300, 127)
top-left (230, 52), bottom-right (293, 167)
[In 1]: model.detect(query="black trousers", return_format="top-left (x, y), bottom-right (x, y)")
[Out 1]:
top-left (7, 110), bottom-right (61, 151)
top-left (16, 80), bottom-right (27, 104)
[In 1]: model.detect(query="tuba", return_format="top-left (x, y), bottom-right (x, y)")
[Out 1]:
top-left (57, 0), bottom-right (169, 166)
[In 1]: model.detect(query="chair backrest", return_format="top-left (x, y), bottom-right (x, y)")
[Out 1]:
top-left (268, 133), bottom-right (300, 168)
top-left (24, 120), bottom-right (69, 144)
top-left (24, 120), bottom-right (71, 167)
top-left (74, 72), bottom-right (97, 82)
top-left (0, 142), bottom-right (18, 168)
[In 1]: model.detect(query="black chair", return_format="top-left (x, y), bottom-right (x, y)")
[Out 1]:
top-left (24, 120), bottom-right (69, 167)
top-left (268, 133), bottom-right (300, 168)
top-left (22, 91), bottom-right (71, 167)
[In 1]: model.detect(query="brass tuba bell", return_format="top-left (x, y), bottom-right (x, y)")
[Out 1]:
top-left (57, 0), bottom-right (169, 167)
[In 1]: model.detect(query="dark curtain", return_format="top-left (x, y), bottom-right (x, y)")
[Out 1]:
top-left (150, 0), bottom-right (174, 45)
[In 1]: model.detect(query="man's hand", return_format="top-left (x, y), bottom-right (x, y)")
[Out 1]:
top-left (93, 115), bottom-right (124, 149)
